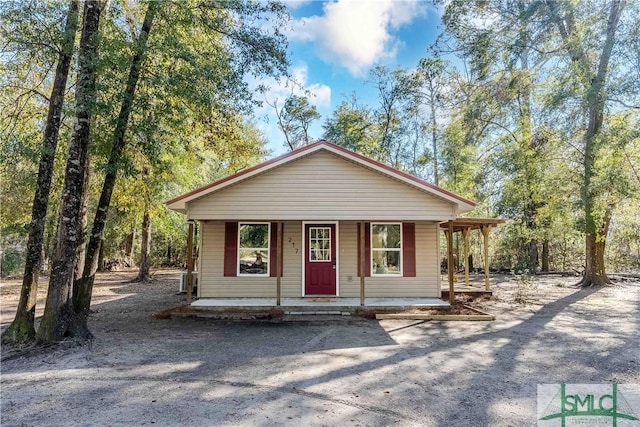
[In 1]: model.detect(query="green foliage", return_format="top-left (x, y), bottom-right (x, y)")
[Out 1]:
top-left (0, 0), bottom-right (74, 267)
top-left (276, 94), bottom-right (320, 150)
top-left (90, 0), bottom-right (288, 269)
top-left (322, 94), bottom-right (379, 158)
top-left (435, 0), bottom-right (640, 275)
top-left (439, 118), bottom-right (480, 200)
top-left (0, 246), bottom-right (24, 277)
top-left (1, 0), bottom-right (290, 278)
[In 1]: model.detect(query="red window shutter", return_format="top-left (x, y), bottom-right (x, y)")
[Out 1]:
top-left (357, 223), bottom-right (362, 277)
top-left (365, 223), bottom-right (371, 277)
top-left (357, 222), bottom-right (371, 277)
top-left (223, 222), bottom-right (238, 277)
top-left (269, 222), bottom-right (278, 277)
top-left (403, 222), bottom-right (416, 277)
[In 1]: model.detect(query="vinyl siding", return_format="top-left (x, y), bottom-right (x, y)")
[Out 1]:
top-left (187, 151), bottom-right (455, 221)
top-left (198, 220), bottom-right (441, 298)
top-left (199, 220), bottom-right (302, 298)
top-left (338, 221), bottom-right (440, 298)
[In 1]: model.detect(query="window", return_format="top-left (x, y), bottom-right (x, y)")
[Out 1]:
top-left (238, 223), bottom-right (269, 275)
top-left (309, 227), bottom-right (331, 261)
top-left (371, 223), bottom-right (401, 275)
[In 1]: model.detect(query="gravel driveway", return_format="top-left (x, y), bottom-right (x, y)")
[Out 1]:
top-left (1, 270), bottom-right (639, 426)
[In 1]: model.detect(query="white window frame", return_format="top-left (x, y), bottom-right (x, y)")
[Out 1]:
top-left (237, 222), bottom-right (270, 277)
top-left (370, 222), bottom-right (402, 276)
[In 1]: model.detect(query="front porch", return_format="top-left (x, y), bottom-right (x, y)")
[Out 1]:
top-left (191, 297), bottom-right (450, 312)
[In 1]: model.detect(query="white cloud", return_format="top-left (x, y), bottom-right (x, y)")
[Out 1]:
top-left (289, 0), bottom-right (426, 76)
top-left (287, 65), bottom-right (332, 109)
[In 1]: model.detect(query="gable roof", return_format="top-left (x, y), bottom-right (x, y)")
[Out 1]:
top-left (166, 140), bottom-right (476, 214)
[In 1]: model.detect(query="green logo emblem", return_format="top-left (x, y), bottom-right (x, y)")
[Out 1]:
top-left (539, 384), bottom-right (639, 426)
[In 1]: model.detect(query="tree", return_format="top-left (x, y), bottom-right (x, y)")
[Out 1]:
top-left (73, 0), bottom-right (159, 317)
top-left (37, 0), bottom-right (102, 343)
top-left (274, 94), bottom-right (320, 151)
top-left (544, 0), bottom-right (628, 285)
top-left (136, 187), bottom-right (152, 282)
top-left (367, 65), bottom-right (421, 169)
top-left (1, 0), bottom-right (80, 343)
top-left (322, 94), bottom-right (378, 158)
top-left (74, 0), bottom-right (290, 319)
top-left (416, 58), bottom-right (449, 185)
top-left (437, 0), bottom-right (638, 279)
top-left (439, 1), bottom-right (554, 272)
top-left (1, 0), bottom-right (290, 344)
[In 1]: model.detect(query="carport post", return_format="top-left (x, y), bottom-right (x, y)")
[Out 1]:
top-left (186, 220), bottom-right (195, 304)
top-left (359, 221), bottom-right (365, 306)
top-left (276, 221), bottom-right (283, 306)
top-left (482, 225), bottom-right (492, 291)
top-left (447, 220), bottom-right (455, 304)
top-left (463, 227), bottom-right (470, 286)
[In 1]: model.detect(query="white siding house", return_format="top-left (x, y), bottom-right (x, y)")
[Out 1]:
top-left (166, 140), bottom-right (476, 300)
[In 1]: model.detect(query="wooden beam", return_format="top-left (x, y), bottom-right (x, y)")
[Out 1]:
top-left (481, 225), bottom-right (492, 291)
top-left (447, 220), bottom-right (455, 304)
top-left (185, 221), bottom-right (194, 304)
top-left (463, 227), bottom-right (470, 286)
top-left (359, 221), bottom-right (365, 307)
top-left (276, 221), bottom-right (283, 306)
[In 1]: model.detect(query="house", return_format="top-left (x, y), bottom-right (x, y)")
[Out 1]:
top-left (167, 140), bottom-right (490, 306)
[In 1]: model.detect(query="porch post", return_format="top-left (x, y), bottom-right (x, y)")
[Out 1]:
top-left (482, 225), bottom-right (492, 291)
top-left (447, 220), bottom-right (455, 304)
top-left (359, 221), bottom-right (365, 307)
top-left (276, 221), bottom-right (283, 306)
top-left (186, 220), bottom-right (195, 304)
top-left (463, 227), bottom-right (470, 286)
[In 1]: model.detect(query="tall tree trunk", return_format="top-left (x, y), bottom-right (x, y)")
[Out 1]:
top-left (2, 0), bottom-right (80, 344)
top-left (517, 11), bottom-right (540, 275)
top-left (546, 0), bottom-right (625, 286)
top-left (72, 163), bottom-right (90, 300)
top-left (125, 229), bottom-right (136, 263)
top-left (97, 238), bottom-right (105, 271)
top-left (428, 80), bottom-right (439, 186)
top-left (528, 239), bottom-right (539, 273)
top-left (44, 211), bottom-right (58, 272)
top-left (136, 207), bottom-right (151, 282)
top-left (74, 1), bottom-right (158, 317)
top-left (541, 239), bottom-right (550, 272)
top-left (36, 0), bottom-right (102, 344)
top-left (578, 1), bottom-right (624, 286)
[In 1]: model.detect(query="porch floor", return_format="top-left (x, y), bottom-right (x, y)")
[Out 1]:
top-left (191, 297), bottom-right (449, 310)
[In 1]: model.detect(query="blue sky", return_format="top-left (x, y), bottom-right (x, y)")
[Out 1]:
top-left (256, 0), bottom-right (444, 156)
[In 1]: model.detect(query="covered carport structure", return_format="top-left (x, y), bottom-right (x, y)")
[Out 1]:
top-left (441, 218), bottom-right (505, 303)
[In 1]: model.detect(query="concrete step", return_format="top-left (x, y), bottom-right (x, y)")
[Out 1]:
top-left (282, 313), bottom-right (353, 322)
top-left (284, 310), bottom-right (350, 316)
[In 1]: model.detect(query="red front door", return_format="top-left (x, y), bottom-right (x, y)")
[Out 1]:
top-left (305, 224), bottom-right (336, 295)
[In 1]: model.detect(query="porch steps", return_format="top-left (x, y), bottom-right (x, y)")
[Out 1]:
top-left (282, 313), bottom-right (354, 322)
top-left (176, 297), bottom-right (451, 321)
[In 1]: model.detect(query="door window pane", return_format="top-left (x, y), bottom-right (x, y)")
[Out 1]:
top-left (309, 227), bottom-right (331, 261)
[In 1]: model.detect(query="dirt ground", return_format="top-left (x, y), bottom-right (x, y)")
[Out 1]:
top-left (1, 270), bottom-right (639, 426)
